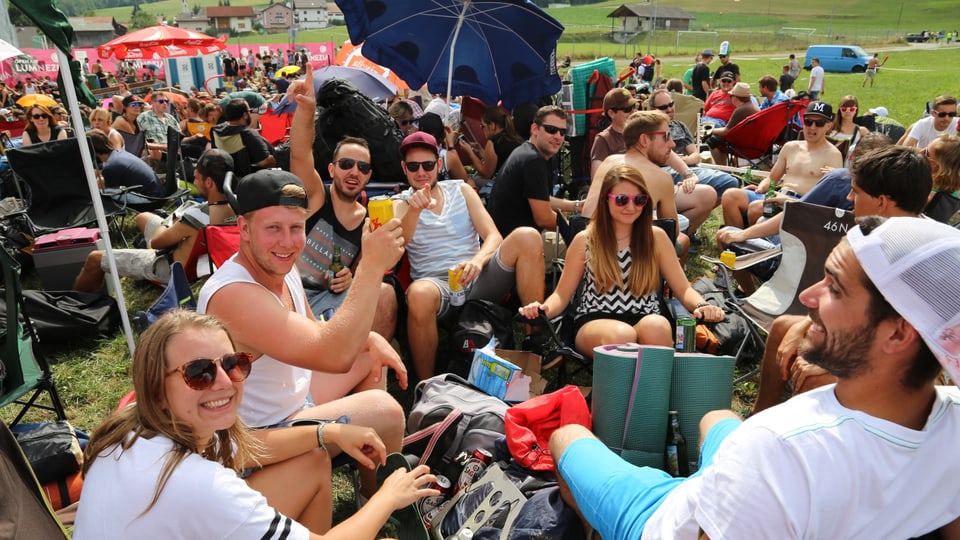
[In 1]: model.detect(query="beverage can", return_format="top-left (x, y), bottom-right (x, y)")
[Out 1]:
top-left (719, 250), bottom-right (737, 268)
top-left (454, 448), bottom-right (492, 494)
top-left (368, 196), bottom-right (394, 230)
top-left (418, 474), bottom-right (451, 519)
top-left (675, 317), bottom-right (696, 353)
top-left (449, 267), bottom-right (465, 307)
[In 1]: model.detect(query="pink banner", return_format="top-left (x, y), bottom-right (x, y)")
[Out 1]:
top-left (0, 42), bottom-right (337, 86)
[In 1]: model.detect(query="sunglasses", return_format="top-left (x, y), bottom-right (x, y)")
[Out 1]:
top-left (803, 118), bottom-right (828, 127)
top-left (612, 106), bottom-right (636, 113)
top-left (839, 106), bottom-right (857, 113)
top-left (644, 130), bottom-right (670, 141)
top-left (654, 101), bottom-right (675, 111)
top-left (405, 160), bottom-right (437, 172)
top-left (31, 114), bottom-right (47, 120)
top-left (167, 352), bottom-right (253, 391)
top-left (934, 110), bottom-right (958, 118)
top-left (397, 118), bottom-right (418, 127)
top-left (154, 99), bottom-right (169, 104)
top-left (336, 157), bottom-right (372, 174)
top-left (539, 124), bottom-right (568, 136)
top-left (608, 193), bottom-right (649, 207)
top-left (128, 102), bottom-right (143, 108)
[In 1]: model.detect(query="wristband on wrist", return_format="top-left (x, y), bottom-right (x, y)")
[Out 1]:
top-left (316, 423), bottom-right (327, 452)
top-left (696, 301), bottom-right (711, 309)
top-left (574, 200), bottom-right (581, 213)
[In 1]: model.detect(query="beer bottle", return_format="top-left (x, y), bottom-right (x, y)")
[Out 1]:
top-left (762, 179), bottom-right (780, 219)
top-left (665, 411), bottom-right (689, 477)
top-left (328, 245), bottom-right (344, 278)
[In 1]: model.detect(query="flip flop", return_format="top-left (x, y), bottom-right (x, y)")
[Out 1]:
top-left (377, 452), bottom-right (429, 540)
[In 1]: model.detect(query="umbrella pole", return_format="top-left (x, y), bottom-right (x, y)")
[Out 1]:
top-left (447, 0), bottom-right (471, 101)
top-left (54, 48), bottom-right (137, 356)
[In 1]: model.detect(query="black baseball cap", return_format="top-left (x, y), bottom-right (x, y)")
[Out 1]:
top-left (236, 169), bottom-right (308, 215)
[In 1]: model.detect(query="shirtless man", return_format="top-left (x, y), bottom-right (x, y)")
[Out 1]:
top-left (862, 53), bottom-right (885, 88)
top-left (721, 101), bottom-right (843, 229)
top-left (583, 110), bottom-right (686, 247)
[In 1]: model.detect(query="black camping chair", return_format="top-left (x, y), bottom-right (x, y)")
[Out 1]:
top-left (105, 126), bottom-right (191, 214)
top-left (925, 191), bottom-right (960, 225)
top-left (0, 244), bottom-right (67, 426)
top-left (5, 138), bottom-right (126, 236)
top-left (119, 130), bottom-right (146, 158)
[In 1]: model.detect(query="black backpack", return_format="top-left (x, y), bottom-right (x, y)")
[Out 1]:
top-left (448, 299), bottom-right (516, 377)
top-left (314, 79), bottom-right (405, 185)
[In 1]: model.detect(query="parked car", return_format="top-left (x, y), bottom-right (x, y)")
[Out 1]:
top-left (906, 33), bottom-right (930, 43)
top-left (803, 45), bottom-right (872, 73)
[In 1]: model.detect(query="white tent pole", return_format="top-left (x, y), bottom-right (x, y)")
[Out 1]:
top-left (55, 48), bottom-right (137, 356)
top-left (447, 0), bottom-right (471, 101)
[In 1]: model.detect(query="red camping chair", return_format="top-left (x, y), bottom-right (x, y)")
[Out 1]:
top-left (259, 109), bottom-right (293, 146)
top-left (456, 96), bottom-right (489, 166)
top-left (182, 224), bottom-right (240, 281)
top-left (0, 120), bottom-right (25, 138)
top-left (717, 98), bottom-right (810, 169)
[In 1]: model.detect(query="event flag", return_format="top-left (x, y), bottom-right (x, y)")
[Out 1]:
top-left (10, 0), bottom-right (96, 107)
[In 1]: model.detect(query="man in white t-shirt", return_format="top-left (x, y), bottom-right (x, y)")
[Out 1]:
top-left (807, 57), bottom-right (825, 100)
top-left (550, 217), bottom-right (960, 539)
top-left (903, 94), bottom-right (959, 148)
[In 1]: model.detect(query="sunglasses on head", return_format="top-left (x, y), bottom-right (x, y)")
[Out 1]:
top-left (539, 123), bottom-right (568, 136)
top-left (405, 160), bottom-right (437, 173)
top-left (336, 157), bottom-right (371, 174)
top-left (608, 193), bottom-right (649, 207)
top-left (167, 352), bottom-right (253, 391)
top-left (934, 110), bottom-right (958, 118)
top-left (803, 118), bottom-right (828, 127)
top-left (654, 101), bottom-right (675, 111)
top-left (31, 114), bottom-right (47, 120)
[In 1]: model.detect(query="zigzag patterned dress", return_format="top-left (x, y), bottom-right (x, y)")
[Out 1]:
top-left (573, 245), bottom-right (660, 334)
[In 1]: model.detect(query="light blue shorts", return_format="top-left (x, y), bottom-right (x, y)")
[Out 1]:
top-left (557, 418), bottom-right (742, 538)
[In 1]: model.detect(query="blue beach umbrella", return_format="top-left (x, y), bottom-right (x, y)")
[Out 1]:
top-left (336, 0), bottom-right (564, 108)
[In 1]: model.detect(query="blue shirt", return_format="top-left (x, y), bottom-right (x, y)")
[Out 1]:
top-left (102, 150), bottom-right (163, 197)
top-left (760, 90), bottom-right (789, 110)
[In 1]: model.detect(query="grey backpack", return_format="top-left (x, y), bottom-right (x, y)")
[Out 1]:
top-left (405, 374), bottom-right (508, 479)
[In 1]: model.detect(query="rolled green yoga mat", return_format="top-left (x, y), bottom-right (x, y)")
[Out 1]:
top-left (592, 344), bottom-right (675, 469)
top-left (669, 353), bottom-right (735, 470)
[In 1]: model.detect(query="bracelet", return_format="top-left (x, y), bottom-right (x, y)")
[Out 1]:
top-left (574, 200), bottom-right (581, 213)
top-left (316, 423), bottom-right (327, 452)
top-left (696, 301), bottom-right (711, 309)
top-left (683, 170), bottom-right (696, 178)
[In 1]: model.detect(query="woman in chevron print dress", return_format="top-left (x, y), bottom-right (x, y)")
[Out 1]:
top-left (519, 164), bottom-right (725, 357)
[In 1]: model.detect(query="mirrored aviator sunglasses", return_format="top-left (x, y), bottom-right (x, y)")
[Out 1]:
top-left (167, 352), bottom-right (253, 391)
top-left (608, 193), bottom-right (649, 207)
top-left (336, 157), bottom-right (371, 174)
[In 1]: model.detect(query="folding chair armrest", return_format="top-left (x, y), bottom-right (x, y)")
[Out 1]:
top-left (701, 248), bottom-right (782, 272)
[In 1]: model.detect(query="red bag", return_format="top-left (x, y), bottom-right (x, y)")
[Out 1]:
top-left (504, 386), bottom-right (591, 471)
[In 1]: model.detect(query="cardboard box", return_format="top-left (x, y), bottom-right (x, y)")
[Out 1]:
top-left (467, 343), bottom-right (547, 402)
top-left (33, 228), bottom-right (100, 290)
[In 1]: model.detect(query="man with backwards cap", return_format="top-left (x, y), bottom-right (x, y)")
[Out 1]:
top-left (719, 101), bottom-right (844, 231)
top-left (551, 216), bottom-right (960, 539)
top-left (197, 168), bottom-right (409, 507)
top-left (395, 131), bottom-right (545, 381)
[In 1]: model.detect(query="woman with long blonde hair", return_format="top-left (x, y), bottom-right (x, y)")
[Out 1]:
top-left (74, 310), bottom-right (436, 539)
top-left (519, 164), bottom-right (724, 355)
top-left (88, 107), bottom-right (124, 151)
